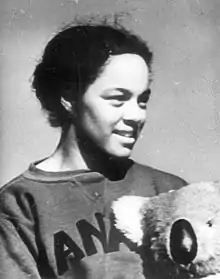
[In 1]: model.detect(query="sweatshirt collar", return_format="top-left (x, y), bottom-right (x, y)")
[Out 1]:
top-left (23, 159), bottom-right (105, 183)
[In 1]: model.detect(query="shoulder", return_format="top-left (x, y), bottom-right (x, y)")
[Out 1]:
top-left (0, 171), bottom-right (38, 207)
top-left (0, 173), bottom-right (38, 229)
top-left (127, 162), bottom-right (188, 194)
top-left (0, 167), bottom-right (50, 211)
top-left (0, 173), bottom-right (28, 196)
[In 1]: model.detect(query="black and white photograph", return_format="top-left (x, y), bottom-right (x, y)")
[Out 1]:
top-left (0, 0), bottom-right (220, 278)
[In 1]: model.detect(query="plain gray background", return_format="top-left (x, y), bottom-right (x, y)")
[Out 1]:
top-left (1, 0), bottom-right (220, 186)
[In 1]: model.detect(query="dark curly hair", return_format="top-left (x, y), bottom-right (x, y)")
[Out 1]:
top-left (32, 18), bottom-right (153, 127)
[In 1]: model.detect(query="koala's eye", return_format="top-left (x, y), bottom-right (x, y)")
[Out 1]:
top-left (207, 220), bottom-right (213, 227)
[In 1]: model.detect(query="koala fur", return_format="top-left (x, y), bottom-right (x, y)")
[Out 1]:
top-left (112, 181), bottom-right (220, 279)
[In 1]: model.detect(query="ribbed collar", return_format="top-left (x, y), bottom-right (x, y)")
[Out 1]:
top-left (22, 158), bottom-right (136, 185)
top-left (22, 159), bottom-right (105, 183)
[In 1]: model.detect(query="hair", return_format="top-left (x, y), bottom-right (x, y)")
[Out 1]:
top-left (32, 16), bottom-right (153, 128)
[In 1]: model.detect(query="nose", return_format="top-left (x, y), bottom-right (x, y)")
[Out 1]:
top-left (123, 100), bottom-right (146, 126)
top-left (170, 219), bottom-right (197, 266)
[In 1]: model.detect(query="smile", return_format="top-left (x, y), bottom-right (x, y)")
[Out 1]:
top-left (114, 130), bottom-right (136, 140)
top-left (114, 131), bottom-right (134, 137)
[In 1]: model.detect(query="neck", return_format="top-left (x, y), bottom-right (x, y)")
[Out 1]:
top-left (75, 127), bottom-right (133, 180)
top-left (39, 124), bottom-right (132, 180)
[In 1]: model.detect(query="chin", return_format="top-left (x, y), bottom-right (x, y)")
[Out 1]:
top-left (108, 147), bottom-right (132, 158)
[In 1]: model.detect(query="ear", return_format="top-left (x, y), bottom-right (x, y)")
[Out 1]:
top-left (61, 97), bottom-right (73, 113)
top-left (112, 195), bottom-right (149, 246)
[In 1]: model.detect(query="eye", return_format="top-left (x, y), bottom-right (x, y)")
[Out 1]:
top-left (103, 90), bottom-right (128, 107)
top-left (138, 102), bottom-right (147, 109)
top-left (107, 96), bottom-right (125, 107)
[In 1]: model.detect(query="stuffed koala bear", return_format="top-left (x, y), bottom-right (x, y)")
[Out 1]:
top-left (112, 181), bottom-right (220, 279)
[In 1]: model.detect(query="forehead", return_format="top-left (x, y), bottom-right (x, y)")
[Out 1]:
top-left (92, 53), bottom-right (150, 94)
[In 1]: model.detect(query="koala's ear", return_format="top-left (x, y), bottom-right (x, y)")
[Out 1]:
top-left (112, 195), bottom-right (149, 246)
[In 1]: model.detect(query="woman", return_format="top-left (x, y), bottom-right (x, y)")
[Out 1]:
top-left (0, 19), bottom-right (187, 278)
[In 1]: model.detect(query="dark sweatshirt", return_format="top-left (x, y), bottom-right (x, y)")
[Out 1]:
top-left (0, 161), bottom-right (187, 279)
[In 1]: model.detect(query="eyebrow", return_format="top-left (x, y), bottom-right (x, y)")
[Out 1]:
top-left (115, 88), bottom-right (151, 96)
top-left (102, 88), bottom-right (151, 99)
top-left (141, 88), bottom-right (151, 97)
top-left (102, 88), bottom-right (131, 98)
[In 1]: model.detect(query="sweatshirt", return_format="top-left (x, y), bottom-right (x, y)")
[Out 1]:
top-left (0, 160), bottom-right (187, 279)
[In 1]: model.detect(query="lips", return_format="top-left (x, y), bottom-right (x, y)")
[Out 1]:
top-left (114, 130), bottom-right (136, 139)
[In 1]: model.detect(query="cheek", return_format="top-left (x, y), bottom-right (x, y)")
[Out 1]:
top-left (82, 102), bottom-right (122, 135)
top-left (138, 111), bottom-right (147, 129)
top-left (87, 102), bottom-right (122, 126)
top-left (141, 115), bottom-right (147, 128)
top-left (142, 108), bottom-right (148, 120)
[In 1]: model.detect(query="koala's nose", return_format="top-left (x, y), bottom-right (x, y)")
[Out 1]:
top-left (170, 219), bottom-right (197, 266)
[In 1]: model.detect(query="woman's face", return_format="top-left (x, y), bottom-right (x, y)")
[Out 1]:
top-left (77, 53), bottom-right (150, 158)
